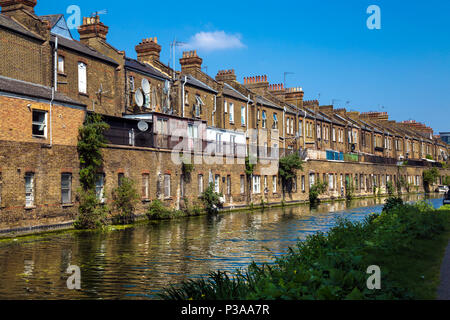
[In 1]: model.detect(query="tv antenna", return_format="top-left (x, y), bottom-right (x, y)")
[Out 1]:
top-left (284, 72), bottom-right (294, 88)
top-left (91, 9), bottom-right (108, 17)
top-left (170, 38), bottom-right (187, 79)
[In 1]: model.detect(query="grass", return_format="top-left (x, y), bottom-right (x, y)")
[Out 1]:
top-left (159, 201), bottom-right (450, 300)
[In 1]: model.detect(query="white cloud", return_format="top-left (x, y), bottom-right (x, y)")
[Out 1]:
top-left (183, 31), bottom-right (245, 52)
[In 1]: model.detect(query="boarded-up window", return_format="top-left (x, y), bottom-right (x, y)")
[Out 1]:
top-left (164, 174), bottom-right (171, 198)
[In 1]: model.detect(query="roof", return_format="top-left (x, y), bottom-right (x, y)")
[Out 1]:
top-left (0, 75), bottom-right (84, 106)
top-left (0, 14), bottom-right (44, 40)
top-left (185, 74), bottom-right (218, 94)
top-left (223, 83), bottom-right (252, 102)
top-left (125, 58), bottom-right (170, 81)
top-left (39, 14), bottom-right (63, 28)
top-left (51, 34), bottom-right (119, 66)
top-left (255, 95), bottom-right (282, 110)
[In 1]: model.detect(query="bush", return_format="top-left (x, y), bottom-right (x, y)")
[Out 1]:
top-left (74, 189), bottom-right (109, 230)
top-left (386, 181), bottom-right (395, 197)
top-left (346, 179), bottom-right (355, 201)
top-left (423, 168), bottom-right (440, 193)
top-left (146, 200), bottom-right (183, 220)
top-left (309, 182), bottom-right (328, 204)
top-left (279, 153), bottom-right (303, 193)
top-left (111, 177), bottom-right (140, 225)
top-left (382, 197), bottom-right (403, 213)
top-left (160, 200), bottom-right (447, 300)
top-left (201, 183), bottom-right (223, 214)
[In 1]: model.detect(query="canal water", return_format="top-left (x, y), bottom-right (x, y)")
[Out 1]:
top-left (0, 194), bottom-right (444, 300)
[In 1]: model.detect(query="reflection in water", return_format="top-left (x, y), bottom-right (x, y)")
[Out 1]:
top-left (0, 194), bottom-right (443, 300)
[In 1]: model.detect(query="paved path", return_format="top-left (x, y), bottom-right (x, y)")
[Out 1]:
top-left (437, 240), bottom-right (450, 300)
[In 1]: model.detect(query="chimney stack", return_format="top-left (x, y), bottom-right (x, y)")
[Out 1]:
top-left (215, 69), bottom-right (236, 82)
top-left (180, 50), bottom-right (203, 74)
top-left (78, 16), bottom-right (109, 43)
top-left (243, 74), bottom-right (269, 94)
top-left (0, 0), bottom-right (36, 14)
top-left (135, 37), bottom-right (162, 65)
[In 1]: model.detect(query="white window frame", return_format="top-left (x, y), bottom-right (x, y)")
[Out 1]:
top-left (58, 55), bottom-right (65, 73)
top-left (164, 174), bottom-right (171, 198)
top-left (273, 176), bottom-right (277, 193)
top-left (198, 174), bottom-right (204, 195)
top-left (216, 133), bottom-right (223, 153)
top-left (32, 110), bottom-right (48, 138)
top-left (142, 174), bottom-right (149, 199)
top-left (61, 173), bottom-right (72, 204)
top-left (252, 175), bottom-right (261, 194)
top-left (78, 62), bottom-right (87, 94)
top-left (215, 175), bottom-right (220, 193)
top-left (241, 106), bottom-right (246, 126)
top-left (229, 102), bottom-right (234, 123)
top-left (262, 111), bottom-right (267, 128)
top-left (25, 172), bottom-right (34, 208)
top-left (95, 173), bottom-right (105, 203)
top-left (240, 175), bottom-right (245, 194)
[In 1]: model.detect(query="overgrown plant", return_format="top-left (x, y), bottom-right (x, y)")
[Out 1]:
top-left (181, 155), bottom-right (194, 183)
top-left (245, 155), bottom-right (256, 202)
top-left (75, 113), bottom-right (110, 229)
top-left (309, 182), bottom-right (328, 205)
top-left (111, 177), bottom-right (140, 224)
top-left (386, 181), bottom-right (395, 197)
top-left (423, 168), bottom-right (440, 193)
top-left (279, 153), bottom-right (303, 194)
top-left (345, 179), bottom-right (355, 201)
top-left (201, 183), bottom-right (223, 214)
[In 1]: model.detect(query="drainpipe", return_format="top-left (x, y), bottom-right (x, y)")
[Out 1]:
top-left (50, 36), bottom-right (58, 147)
top-left (182, 75), bottom-right (187, 117)
top-left (213, 94), bottom-right (217, 126)
top-left (283, 107), bottom-right (286, 151)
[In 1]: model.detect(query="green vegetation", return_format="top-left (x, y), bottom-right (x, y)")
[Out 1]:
top-left (345, 179), bottom-right (355, 201)
top-left (160, 199), bottom-right (450, 300)
top-left (146, 199), bottom-right (204, 220)
top-left (423, 168), bottom-right (440, 192)
top-left (279, 153), bottom-right (303, 194)
top-left (309, 182), bottom-right (328, 205)
top-left (386, 181), bottom-right (395, 197)
top-left (443, 176), bottom-right (450, 187)
top-left (75, 114), bottom-right (110, 229)
top-left (111, 177), bottom-right (140, 225)
top-left (426, 155), bottom-right (434, 160)
top-left (181, 156), bottom-right (194, 183)
top-left (200, 183), bottom-right (224, 214)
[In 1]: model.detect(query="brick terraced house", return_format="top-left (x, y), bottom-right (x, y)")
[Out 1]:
top-left (0, 0), bottom-right (449, 233)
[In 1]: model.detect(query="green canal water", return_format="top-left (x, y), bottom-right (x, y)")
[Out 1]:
top-left (0, 194), bottom-right (444, 300)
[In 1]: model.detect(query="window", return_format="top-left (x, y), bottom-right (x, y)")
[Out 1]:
top-left (328, 174), bottom-right (334, 191)
top-left (180, 175), bottom-right (185, 197)
top-left (273, 176), bottom-right (277, 193)
top-left (164, 174), bottom-right (171, 198)
top-left (224, 101), bottom-right (228, 113)
top-left (216, 133), bottom-right (223, 153)
top-left (299, 120), bottom-right (303, 136)
top-left (264, 176), bottom-right (268, 193)
top-left (264, 142), bottom-right (268, 157)
top-left (332, 128), bottom-right (336, 142)
top-left (317, 125), bottom-right (321, 139)
top-left (309, 173), bottom-right (315, 188)
top-left (25, 172), bottom-right (34, 207)
top-left (118, 173), bottom-right (125, 187)
top-left (273, 113), bottom-right (278, 129)
top-left (301, 175), bottom-right (305, 192)
top-left (32, 110), bottom-right (47, 138)
top-left (194, 95), bottom-right (203, 118)
top-left (230, 135), bottom-right (236, 155)
top-left (215, 175), bottom-right (220, 193)
top-left (286, 117), bottom-right (290, 135)
top-left (78, 62), bottom-right (87, 94)
top-left (241, 106), bottom-right (246, 126)
top-left (129, 76), bottom-right (135, 92)
top-left (240, 175), bottom-right (245, 194)
top-left (227, 175), bottom-right (231, 195)
top-left (291, 118), bottom-right (294, 135)
top-left (58, 55), bottom-right (65, 73)
top-left (95, 174), bottom-right (105, 203)
top-left (229, 103), bottom-right (234, 123)
top-left (142, 174), bottom-right (149, 199)
top-left (262, 111), bottom-right (267, 128)
top-left (252, 175), bottom-right (261, 194)
top-left (198, 174), bottom-right (204, 195)
top-left (61, 173), bottom-right (72, 204)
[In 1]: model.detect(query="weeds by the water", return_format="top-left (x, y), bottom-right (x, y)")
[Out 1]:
top-left (159, 199), bottom-right (450, 300)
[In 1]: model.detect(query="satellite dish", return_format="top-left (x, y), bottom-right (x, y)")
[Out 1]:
top-left (142, 79), bottom-right (151, 94)
top-left (163, 80), bottom-right (170, 94)
top-left (134, 89), bottom-right (144, 107)
top-left (137, 120), bottom-right (149, 132)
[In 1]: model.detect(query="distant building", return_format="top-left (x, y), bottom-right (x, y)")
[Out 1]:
top-left (440, 132), bottom-right (450, 145)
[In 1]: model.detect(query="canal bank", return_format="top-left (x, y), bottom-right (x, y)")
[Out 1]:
top-left (0, 194), bottom-right (444, 299)
top-left (0, 191), bottom-right (427, 239)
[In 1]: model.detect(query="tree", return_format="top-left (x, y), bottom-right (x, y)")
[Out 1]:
top-left (201, 183), bottom-right (223, 214)
top-left (423, 168), bottom-right (440, 193)
top-left (111, 177), bottom-right (140, 224)
top-left (279, 153), bottom-right (303, 195)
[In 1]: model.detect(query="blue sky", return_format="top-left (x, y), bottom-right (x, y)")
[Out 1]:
top-left (35, 0), bottom-right (450, 133)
